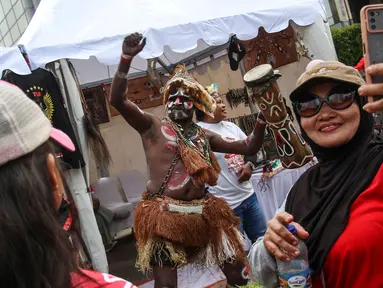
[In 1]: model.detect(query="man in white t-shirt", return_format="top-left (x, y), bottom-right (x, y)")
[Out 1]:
top-left (196, 87), bottom-right (266, 243)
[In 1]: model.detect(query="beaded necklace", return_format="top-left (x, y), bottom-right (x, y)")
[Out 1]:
top-left (166, 118), bottom-right (212, 165)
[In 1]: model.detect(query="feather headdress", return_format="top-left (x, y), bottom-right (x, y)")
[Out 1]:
top-left (162, 65), bottom-right (216, 116)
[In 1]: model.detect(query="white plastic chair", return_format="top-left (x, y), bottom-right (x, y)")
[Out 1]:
top-left (91, 176), bottom-right (134, 236)
top-left (118, 170), bottom-right (147, 205)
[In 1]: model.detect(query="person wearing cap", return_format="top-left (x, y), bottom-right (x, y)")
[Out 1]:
top-left (109, 33), bottom-right (268, 287)
top-left (248, 60), bottom-right (383, 287)
top-left (196, 83), bottom-right (267, 245)
top-left (0, 80), bottom-right (137, 288)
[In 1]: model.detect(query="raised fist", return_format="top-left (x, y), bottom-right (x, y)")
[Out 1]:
top-left (122, 32), bottom-right (146, 57)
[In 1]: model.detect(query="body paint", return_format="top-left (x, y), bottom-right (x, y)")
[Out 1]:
top-left (165, 141), bottom-right (178, 153)
top-left (168, 170), bottom-right (191, 190)
top-left (221, 136), bottom-right (236, 143)
top-left (161, 125), bottom-right (177, 142)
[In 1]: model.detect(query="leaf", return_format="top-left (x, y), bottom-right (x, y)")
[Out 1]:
top-left (331, 24), bottom-right (363, 67)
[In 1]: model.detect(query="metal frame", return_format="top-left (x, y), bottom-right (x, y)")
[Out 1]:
top-left (79, 42), bottom-right (230, 89)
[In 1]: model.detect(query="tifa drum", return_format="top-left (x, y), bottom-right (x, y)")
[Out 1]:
top-left (244, 64), bottom-right (313, 169)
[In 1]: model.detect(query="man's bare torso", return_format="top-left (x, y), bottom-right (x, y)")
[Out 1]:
top-left (143, 117), bottom-right (207, 201)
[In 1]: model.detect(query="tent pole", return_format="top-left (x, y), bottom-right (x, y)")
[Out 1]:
top-left (156, 58), bottom-right (172, 74)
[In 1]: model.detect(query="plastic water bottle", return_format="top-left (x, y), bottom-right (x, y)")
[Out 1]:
top-left (276, 224), bottom-right (312, 288)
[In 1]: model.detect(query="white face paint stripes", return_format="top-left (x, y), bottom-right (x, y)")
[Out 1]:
top-left (167, 101), bottom-right (174, 109)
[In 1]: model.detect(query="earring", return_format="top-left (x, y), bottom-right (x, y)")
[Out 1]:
top-left (55, 185), bottom-right (62, 198)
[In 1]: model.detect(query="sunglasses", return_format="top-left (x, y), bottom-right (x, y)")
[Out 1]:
top-left (293, 86), bottom-right (357, 118)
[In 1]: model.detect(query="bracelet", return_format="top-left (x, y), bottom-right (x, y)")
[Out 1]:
top-left (120, 54), bottom-right (133, 64)
top-left (116, 71), bottom-right (129, 79)
top-left (246, 161), bottom-right (256, 171)
top-left (241, 265), bottom-right (250, 280)
top-left (257, 116), bottom-right (266, 125)
top-left (256, 120), bottom-right (266, 128)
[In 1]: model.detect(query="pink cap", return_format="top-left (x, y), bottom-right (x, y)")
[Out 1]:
top-left (0, 81), bottom-right (76, 167)
top-left (305, 59), bottom-right (324, 71)
top-left (50, 128), bottom-right (76, 152)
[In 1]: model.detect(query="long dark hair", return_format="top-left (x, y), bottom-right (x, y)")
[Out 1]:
top-left (0, 141), bottom-right (78, 288)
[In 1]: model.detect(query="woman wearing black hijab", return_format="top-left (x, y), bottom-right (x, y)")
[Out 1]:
top-left (248, 61), bottom-right (383, 288)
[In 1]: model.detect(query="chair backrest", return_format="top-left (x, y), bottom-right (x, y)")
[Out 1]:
top-left (91, 176), bottom-right (125, 205)
top-left (118, 169), bottom-right (147, 199)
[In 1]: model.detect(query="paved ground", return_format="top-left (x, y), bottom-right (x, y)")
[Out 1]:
top-left (107, 234), bottom-right (152, 285)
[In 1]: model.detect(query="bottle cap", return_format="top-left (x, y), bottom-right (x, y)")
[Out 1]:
top-left (286, 224), bottom-right (297, 235)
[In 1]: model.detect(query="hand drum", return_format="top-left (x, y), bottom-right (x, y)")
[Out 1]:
top-left (244, 64), bottom-right (313, 168)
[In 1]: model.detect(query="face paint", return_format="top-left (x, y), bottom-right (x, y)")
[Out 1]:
top-left (169, 88), bottom-right (188, 98)
top-left (172, 110), bottom-right (189, 120)
top-left (167, 93), bottom-right (194, 122)
top-left (184, 101), bottom-right (193, 110)
top-left (174, 97), bottom-right (182, 105)
top-left (167, 101), bottom-right (174, 109)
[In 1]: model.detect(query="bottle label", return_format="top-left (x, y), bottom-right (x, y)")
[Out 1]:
top-left (278, 267), bottom-right (312, 288)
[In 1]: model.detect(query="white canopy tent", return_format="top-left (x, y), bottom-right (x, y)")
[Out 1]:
top-left (19, 0), bottom-right (327, 68)
top-left (0, 47), bottom-right (31, 76)
top-left (70, 39), bottom-right (222, 86)
top-left (13, 0), bottom-right (336, 275)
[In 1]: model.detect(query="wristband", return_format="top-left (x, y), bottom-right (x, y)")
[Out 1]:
top-left (120, 53), bottom-right (133, 64)
top-left (256, 120), bottom-right (266, 128)
top-left (241, 265), bottom-right (251, 280)
top-left (257, 116), bottom-right (266, 125)
top-left (246, 161), bottom-right (256, 171)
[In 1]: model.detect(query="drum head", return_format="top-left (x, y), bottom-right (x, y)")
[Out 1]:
top-left (244, 64), bottom-right (280, 87)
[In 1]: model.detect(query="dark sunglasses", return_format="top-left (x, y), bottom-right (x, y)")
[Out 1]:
top-left (293, 86), bottom-right (357, 118)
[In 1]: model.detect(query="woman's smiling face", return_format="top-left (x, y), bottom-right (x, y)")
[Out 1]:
top-left (300, 82), bottom-right (360, 148)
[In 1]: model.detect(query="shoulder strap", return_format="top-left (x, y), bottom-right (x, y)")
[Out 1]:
top-left (152, 152), bottom-right (181, 198)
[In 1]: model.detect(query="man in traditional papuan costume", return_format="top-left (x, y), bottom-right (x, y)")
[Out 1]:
top-left (109, 33), bottom-right (267, 288)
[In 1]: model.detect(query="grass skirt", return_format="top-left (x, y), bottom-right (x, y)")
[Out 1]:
top-left (134, 192), bottom-right (245, 272)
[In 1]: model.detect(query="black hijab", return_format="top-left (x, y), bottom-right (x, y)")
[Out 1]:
top-left (285, 86), bottom-right (383, 276)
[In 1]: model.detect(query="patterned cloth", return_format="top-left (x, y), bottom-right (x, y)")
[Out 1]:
top-left (242, 25), bottom-right (298, 71)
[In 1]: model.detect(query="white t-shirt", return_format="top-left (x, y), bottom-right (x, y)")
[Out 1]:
top-left (198, 121), bottom-right (254, 209)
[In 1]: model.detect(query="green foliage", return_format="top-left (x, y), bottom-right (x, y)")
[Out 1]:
top-left (331, 24), bottom-right (363, 67)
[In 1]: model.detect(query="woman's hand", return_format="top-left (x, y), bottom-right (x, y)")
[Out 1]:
top-left (263, 212), bottom-right (309, 262)
top-left (358, 64), bottom-right (383, 113)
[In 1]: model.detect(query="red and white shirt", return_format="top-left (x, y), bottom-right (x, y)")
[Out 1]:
top-left (71, 270), bottom-right (137, 288)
